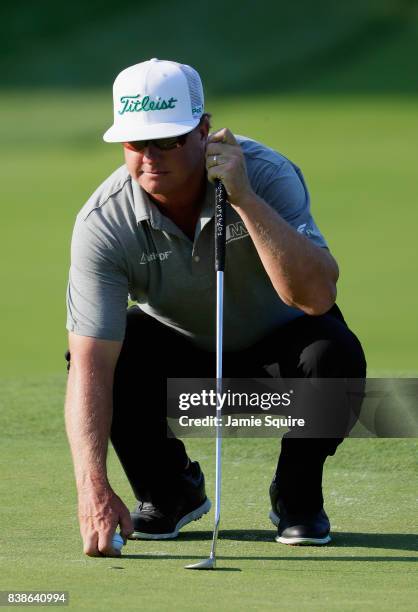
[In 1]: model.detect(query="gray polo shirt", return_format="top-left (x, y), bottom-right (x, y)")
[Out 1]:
top-left (66, 136), bottom-right (327, 351)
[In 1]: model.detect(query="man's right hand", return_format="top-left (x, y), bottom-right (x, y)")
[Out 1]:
top-left (77, 484), bottom-right (134, 557)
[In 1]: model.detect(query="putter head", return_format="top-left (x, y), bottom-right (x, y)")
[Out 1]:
top-left (184, 557), bottom-right (216, 570)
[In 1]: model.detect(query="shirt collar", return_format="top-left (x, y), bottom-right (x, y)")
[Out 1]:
top-left (131, 175), bottom-right (216, 237)
top-left (196, 181), bottom-right (215, 236)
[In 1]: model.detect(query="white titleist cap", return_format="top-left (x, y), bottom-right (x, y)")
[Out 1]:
top-left (103, 58), bottom-right (204, 142)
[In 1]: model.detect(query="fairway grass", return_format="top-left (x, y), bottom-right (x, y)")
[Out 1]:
top-left (0, 375), bottom-right (417, 611)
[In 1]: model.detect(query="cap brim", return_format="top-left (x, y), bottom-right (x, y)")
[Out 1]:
top-left (103, 119), bottom-right (200, 143)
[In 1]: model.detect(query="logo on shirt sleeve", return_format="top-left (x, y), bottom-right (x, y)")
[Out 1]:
top-left (297, 222), bottom-right (316, 238)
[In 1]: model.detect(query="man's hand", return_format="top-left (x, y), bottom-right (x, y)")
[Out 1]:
top-left (78, 484), bottom-right (133, 557)
top-left (206, 128), bottom-right (255, 206)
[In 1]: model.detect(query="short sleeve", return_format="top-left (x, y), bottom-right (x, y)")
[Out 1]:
top-left (66, 214), bottom-right (128, 341)
top-left (252, 157), bottom-right (328, 249)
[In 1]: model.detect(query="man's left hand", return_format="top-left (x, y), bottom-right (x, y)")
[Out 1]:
top-left (206, 128), bottom-right (254, 207)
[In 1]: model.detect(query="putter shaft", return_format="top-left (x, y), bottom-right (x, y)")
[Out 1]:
top-left (185, 179), bottom-right (226, 571)
top-left (210, 270), bottom-right (223, 561)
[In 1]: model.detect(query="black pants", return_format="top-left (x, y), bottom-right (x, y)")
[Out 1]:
top-left (66, 305), bottom-right (366, 511)
top-left (98, 303), bottom-right (366, 513)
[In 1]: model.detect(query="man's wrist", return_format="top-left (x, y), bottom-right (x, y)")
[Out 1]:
top-left (230, 189), bottom-right (261, 213)
top-left (76, 471), bottom-right (110, 492)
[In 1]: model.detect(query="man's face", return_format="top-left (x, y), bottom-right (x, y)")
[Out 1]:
top-left (123, 120), bottom-right (209, 198)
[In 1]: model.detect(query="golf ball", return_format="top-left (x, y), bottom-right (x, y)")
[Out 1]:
top-left (112, 533), bottom-right (125, 551)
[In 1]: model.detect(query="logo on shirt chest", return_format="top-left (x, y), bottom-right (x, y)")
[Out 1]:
top-left (140, 250), bottom-right (172, 264)
top-left (226, 221), bottom-right (249, 244)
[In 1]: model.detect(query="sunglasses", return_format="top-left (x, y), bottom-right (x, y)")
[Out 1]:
top-left (123, 133), bottom-right (189, 152)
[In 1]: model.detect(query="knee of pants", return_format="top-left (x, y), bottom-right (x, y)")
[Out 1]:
top-left (300, 333), bottom-right (366, 378)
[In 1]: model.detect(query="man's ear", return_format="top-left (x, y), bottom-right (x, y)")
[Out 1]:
top-left (199, 115), bottom-right (210, 140)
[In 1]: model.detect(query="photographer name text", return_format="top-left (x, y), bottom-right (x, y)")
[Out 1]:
top-left (178, 415), bottom-right (305, 429)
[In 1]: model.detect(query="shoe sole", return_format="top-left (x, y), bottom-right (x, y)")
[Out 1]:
top-left (129, 498), bottom-right (212, 540)
top-left (275, 534), bottom-right (332, 545)
top-left (269, 510), bottom-right (331, 546)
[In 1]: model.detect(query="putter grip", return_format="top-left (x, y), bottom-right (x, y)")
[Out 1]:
top-left (214, 179), bottom-right (227, 272)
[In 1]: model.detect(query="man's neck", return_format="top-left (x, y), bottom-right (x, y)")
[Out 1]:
top-left (149, 171), bottom-right (206, 212)
top-left (149, 171), bottom-right (207, 240)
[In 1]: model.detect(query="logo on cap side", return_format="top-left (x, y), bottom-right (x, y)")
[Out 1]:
top-left (118, 95), bottom-right (178, 115)
top-left (192, 104), bottom-right (203, 117)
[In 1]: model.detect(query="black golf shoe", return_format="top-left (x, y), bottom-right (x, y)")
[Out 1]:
top-left (269, 480), bottom-right (331, 545)
top-left (129, 461), bottom-right (211, 540)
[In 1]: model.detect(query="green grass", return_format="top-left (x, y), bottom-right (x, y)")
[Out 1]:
top-left (2, 0), bottom-right (417, 94)
top-left (0, 375), bottom-right (417, 611)
top-left (1, 91), bottom-right (417, 376)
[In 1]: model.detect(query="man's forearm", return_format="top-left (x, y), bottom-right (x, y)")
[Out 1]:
top-left (65, 364), bottom-right (113, 490)
top-left (233, 193), bottom-right (339, 315)
top-left (205, 128), bottom-right (339, 315)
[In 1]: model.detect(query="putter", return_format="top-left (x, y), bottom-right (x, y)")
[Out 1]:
top-left (185, 179), bottom-right (227, 570)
